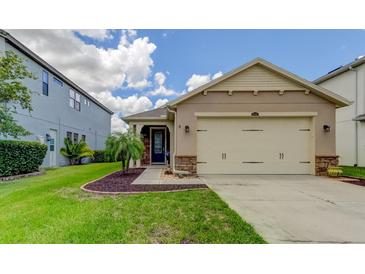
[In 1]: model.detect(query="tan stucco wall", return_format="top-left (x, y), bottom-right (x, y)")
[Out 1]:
top-left (175, 90), bottom-right (336, 156)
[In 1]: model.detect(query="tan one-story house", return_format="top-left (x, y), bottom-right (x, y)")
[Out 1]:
top-left (123, 58), bottom-right (351, 176)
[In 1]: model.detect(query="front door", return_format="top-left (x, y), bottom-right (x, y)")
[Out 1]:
top-left (49, 129), bottom-right (57, 167)
top-left (151, 128), bottom-right (165, 164)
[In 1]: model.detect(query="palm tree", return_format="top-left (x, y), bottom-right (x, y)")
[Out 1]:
top-left (60, 138), bottom-right (94, 165)
top-left (105, 130), bottom-right (144, 173)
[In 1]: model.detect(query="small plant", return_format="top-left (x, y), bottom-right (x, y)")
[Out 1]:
top-left (105, 130), bottom-right (144, 173)
top-left (327, 166), bottom-right (343, 177)
top-left (60, 138), bottom-right (94, 165)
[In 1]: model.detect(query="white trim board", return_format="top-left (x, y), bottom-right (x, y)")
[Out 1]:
top-left (194, 112), bottom-right (318, 117)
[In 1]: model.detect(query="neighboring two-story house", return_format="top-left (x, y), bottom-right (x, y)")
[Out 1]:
top-left (314, 56), bottom-right (365, 167)
top-left (0, 30), bottom-right (113, 167)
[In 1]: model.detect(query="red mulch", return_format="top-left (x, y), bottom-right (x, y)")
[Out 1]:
top-left (83, 168), bottom-right (208, 193)
top-left (339, 176), bottom-right (365, 187)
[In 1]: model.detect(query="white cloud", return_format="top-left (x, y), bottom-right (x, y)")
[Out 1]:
top-left (149, 86), bottom-right (176, 96)
top-left (75, 29), bottom-right (113, 41)
top-left (213, 71), bottom-right (223, 79)
top-left (154, 98), bottom-right (169, 108)
top-left (9, 29), bottom-right (156, 92)
top-left (147, 72), bottom-right (176, 96)
top-left (90, 91), bottom-right (153, 116)
top-left (111, 113), bottom-right (128, 133)
top-left (186, 71), bottom-right (223, 92)
top-left (154, 72), bottom-right (166, 86)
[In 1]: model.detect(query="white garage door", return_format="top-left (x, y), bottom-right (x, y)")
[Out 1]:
top-left (196, 117), bottom-right (313, 174)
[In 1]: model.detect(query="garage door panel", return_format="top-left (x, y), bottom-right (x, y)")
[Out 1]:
top-left (197, 117), bottom-right (313, 174)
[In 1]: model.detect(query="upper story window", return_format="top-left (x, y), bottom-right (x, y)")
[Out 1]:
top-left (66, 131), bottom-right (72, 141)
top-left (73, 133), bottom-right (79, 143)
top-left (42, 70), bottom-right (49, 96)
top-left (81, 135), bottom-right (86, 142)
top-left (53, 77), bottom-right (63, 87)
top-left (69, 89), bottom-right (81, 111)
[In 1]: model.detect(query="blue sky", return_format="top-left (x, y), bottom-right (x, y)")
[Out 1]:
top-left (11, 29), bottom-right (365, 131)
top-left (81, 29), bottom-right (365, 103)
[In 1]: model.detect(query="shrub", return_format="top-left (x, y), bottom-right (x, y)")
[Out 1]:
top-left (0, 140), bottom-right (47, 177)
top-left (60, 138), bottom-right (94, 165)
top-left (327, 166), bottom-right (343, 177)
top-left (92, 150), bottom-right (106, 163)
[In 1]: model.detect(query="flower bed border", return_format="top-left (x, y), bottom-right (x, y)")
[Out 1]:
top-left (80, 168), bottom-right (208, 195)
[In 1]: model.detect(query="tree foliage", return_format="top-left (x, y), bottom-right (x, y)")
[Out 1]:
top-left (0, 50), bottom-right (36, 138)
top-left (105, 130), bottom-right (144, 173)
top-left (60, 138), bottom-right (94, 165)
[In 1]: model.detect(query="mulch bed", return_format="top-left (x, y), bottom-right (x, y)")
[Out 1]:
top-left (338, 176), bottom-right (365, 187)
top-left (82, 168), bottom-right (208, 194)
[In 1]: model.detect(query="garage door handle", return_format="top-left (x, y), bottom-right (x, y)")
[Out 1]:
top-left (197, 161), bottom-right (207, 164)
top-left (242, 161), bottom-right (264, 164)
top-left (299, 161), bottom-right (311, 164)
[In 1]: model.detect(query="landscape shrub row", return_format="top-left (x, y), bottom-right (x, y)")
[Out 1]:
top-left (0, 140), bottom-right (47, 177)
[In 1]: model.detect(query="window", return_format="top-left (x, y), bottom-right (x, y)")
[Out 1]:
top-left (69, 89), bottom-right (81, 111)
top-left (53, 77), bottom-right (63, 86)
top-left (42, 70), bottom-right (49, 96)
top-left (75, 93), bottom-right (81, 111)
top-left (66, 131), bottom-right (72, 141)
top-left (73, 133), bottom-right (79, 143)
top-left (81, 135), bottom-right (86, 142)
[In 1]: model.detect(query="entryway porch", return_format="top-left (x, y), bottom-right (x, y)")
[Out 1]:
top-left (129, 121), bottom-right (174, 168)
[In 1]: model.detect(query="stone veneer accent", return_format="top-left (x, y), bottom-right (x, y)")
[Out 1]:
top-left (175, 156), bottom-right (197, 174)
top-left (141, 136), bottom-right (150, 165)
top-left (315, 155), bottom-right (339, 176)
top-left (174, 155), bottom-right (338, 176)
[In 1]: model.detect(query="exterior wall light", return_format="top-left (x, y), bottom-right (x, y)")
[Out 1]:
top-left (323, 125), bottom-right (331, 132)
top-left (185, 125), bottom-right (190, 133)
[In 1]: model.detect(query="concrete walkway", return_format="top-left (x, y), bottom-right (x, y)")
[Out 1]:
top-left (202, 174), bottom-right (365, 243)
top-left (133, 167), bottom-right (203, 185)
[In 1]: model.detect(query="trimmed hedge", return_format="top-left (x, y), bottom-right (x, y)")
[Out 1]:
top-left (0, 140), bottom-right (47, 177)
top-left (92, 150), bottom-right (106, 163)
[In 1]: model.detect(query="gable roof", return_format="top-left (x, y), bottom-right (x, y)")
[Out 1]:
top-left (0, 29), bottom-right (113, 115)
top-left (122, 107), bottom-right (168, 121)
top-left (168, 58), bottom-right (351, 108)
top-left (313, 56), bottom-right (365, 84)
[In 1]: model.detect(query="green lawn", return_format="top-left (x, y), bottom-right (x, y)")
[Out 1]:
top-left (0, 163), bottom-right (265, 244)
top-left (341, 166), bottom-right (365, 179)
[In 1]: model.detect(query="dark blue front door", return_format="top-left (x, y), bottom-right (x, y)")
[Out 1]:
top-left (151, 129), bottom-right (165, 163)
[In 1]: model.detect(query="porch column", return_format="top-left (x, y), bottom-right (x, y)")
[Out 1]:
top-left (167, 122), bottom-right (174, 169)
top-left (135, 124), bottom-right (143, 167)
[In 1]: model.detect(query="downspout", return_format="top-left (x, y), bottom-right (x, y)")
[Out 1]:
top-left (167, 106), bottom-right (177, 172)
top-left (349, 66), bottom-right (359, 166)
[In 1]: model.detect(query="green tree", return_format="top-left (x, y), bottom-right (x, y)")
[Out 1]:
top-left (60, 138), bottom-right (94, 165)
top-left (105, 130), bottom-right (144, 173)
top-left (0, 50), bottom-right (36, 138)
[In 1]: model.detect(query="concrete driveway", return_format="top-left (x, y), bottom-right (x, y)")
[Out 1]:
top-left (202, 175), bottom-right (365, 243)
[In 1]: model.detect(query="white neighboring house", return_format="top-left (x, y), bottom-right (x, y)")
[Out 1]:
top-left (314, 56), bottom-right (365, 167)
